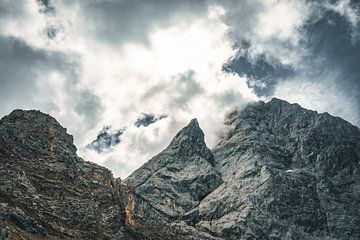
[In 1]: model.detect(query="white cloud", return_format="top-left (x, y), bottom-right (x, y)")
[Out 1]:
top-left (45, 3), bottom-right (259, 178)
top-left (224, 0), bottom-right (315, 66)
top-left (1, 0), bottom-right (359, 178)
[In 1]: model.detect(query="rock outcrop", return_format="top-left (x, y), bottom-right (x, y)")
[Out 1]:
top-left (0, 110), bottom-right (178, 240)
top-left (125, 98), bottom-right (360, 240)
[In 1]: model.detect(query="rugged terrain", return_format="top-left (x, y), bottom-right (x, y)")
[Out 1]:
top-left (0, 110), bottom-right (177, 239)
top-left (0, 98), bottom-right (359, 239)
top-left (125, 98), bottom-right (360, 240)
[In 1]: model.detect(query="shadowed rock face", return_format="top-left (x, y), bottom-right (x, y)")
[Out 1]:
top-left (0, 110), bottom-right (180, 240)
top-left (125, 99), bottom-right (360, 240)
top-left (1, 98), bottom-right (360, 240)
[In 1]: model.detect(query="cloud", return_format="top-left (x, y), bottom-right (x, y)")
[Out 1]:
top-left (74, 4), bottom-right (258, 177)
top-left (134, 113), bottom-right (167, 128)
top-left (223, 0), bottom-right (360, 126)
top-left (324, 0), bottom-right (360, 35)
top-left (1, 0), bottom-right (359, 178)
top-left (87, 126), bottom-right (125, 153)
top-left (223, 42), bottom-right (295, 96)
top-left (59, 0), bottom-right (212, 46)
top-left (0, 34), bottom-right (69, 115)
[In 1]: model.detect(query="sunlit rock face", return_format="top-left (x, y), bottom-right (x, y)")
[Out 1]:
top-left (125, 98), bottom-right (360, 240)
top-left (1, 98), bottom-right (360, 240)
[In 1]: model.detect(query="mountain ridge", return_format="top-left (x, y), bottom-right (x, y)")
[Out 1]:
top-left (125, 98), bottom-right (360, 239)
top-left (1, 98), bottom-right (359, 239)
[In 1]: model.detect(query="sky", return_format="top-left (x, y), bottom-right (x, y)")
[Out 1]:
top-left (0, 0), bottom-right (359, 178)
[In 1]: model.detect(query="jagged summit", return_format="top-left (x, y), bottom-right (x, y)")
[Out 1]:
top-left (223, 97), bottom-right (359, 145)
top-left (168, 118), bottom-right (203, 144)
top-left (165, 118), bottom-right (213, 162)
top-left (184, 118), bottom-right (200, 130)
top-left (124, 118), bottom-right (221, 224)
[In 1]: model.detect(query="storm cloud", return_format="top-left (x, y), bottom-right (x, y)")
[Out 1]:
top-left (0, 0), bottom-right (359, 177)
top-left (223, 0), bottom-right (360, 125)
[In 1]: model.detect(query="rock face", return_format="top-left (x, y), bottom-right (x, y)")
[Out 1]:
top-left (0, 110), bottom-right (178, 240)
top-left (125, 98), bottom-right (360, 240)
top-left (1, 98), bottom-right (360, 240)
top-left (124, 119), bottom-right (222, 227)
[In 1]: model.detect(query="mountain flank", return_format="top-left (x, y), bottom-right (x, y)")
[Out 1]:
top-left (1, 98), bottom-right (359, 239)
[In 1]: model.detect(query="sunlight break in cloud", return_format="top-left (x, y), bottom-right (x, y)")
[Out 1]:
top-left (1, 0), bottom-right (359, 178)
top-left (72, 5), bottom-right (258, 177)
top-left (0, 2), bottom-right (258, 178)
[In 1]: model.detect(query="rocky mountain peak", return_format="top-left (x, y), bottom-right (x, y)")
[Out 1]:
top-left (223, 98), bottom-right (359, 145)
top-left (2, 109), bottom-right (70, 137)
top-left (165, 118), bottom-right (213, 162)
top-left (124, 118), bottom-right (222, 225)
top-left (0, 109), bottom-right (77, 160)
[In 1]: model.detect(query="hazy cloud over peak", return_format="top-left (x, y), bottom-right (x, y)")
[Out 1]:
top-left (0, 0), bottom-right (359, 177)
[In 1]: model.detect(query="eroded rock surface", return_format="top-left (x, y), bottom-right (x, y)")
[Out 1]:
top-left (0, 110), bottom-right (179, 240)
top-left (125, 98), bottom-right (360, 240)
top-left (124, 119), bottom-right (222, 225)
top-left (1, 98), bottom-right (360, 240)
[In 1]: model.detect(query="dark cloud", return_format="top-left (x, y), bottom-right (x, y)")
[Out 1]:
top-left (223, 1), bottom-right (360, 125)
top-left (37, 0), bottom-right (55, 14)
top-left (67, 0), bottom-right (211, 45)
top-left (223, 42), bottom-right (294, 96)
top-left (87, 126), bottom-right (125, 153)
top-left (0, 32), bottom-right (103, 135)
top-left (170, 70), bottom-right (204, 109)
top-left (45, 25), bottom-right (60, 39)
top-left (74, 91), bottom-right (103, 129)
top-left (302, 8), bottom-right (360, 96)
top-left (0, 1), bottom-right (28, 22)
top-left (134, 113), bottom-right (167, 128)
top-left (0, 35), bottom-right (71, 114)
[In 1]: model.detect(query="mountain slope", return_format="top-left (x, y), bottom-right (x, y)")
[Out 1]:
top-left (0, 110), bottom-right (179, 240)
top-left (125, 98), bottom-right (360, 240)
top-left (0, 98), bottom-right (359, 239)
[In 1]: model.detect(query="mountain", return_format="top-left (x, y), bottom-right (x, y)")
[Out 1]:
top-left (0, 98), bottom-right (359, 239)
top-left (0, 110), bottom-right (178, 239)
top-left (125, 98), bottom-right (360, 240)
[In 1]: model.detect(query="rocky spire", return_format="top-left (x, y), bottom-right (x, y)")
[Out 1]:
top-left (164, 118), bottom-right (214, 164)
top-left (124, 118), bottom-right (222, 223)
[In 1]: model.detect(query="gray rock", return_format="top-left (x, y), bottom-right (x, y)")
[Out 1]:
top-left (1, 97), bottom-right (360, 240)
top-left (124, 119), bottom-right (222, 224)
top-left (125, 98), bottom-right (360, 240)
top-left (0, 110), bottom-right (180, 239)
